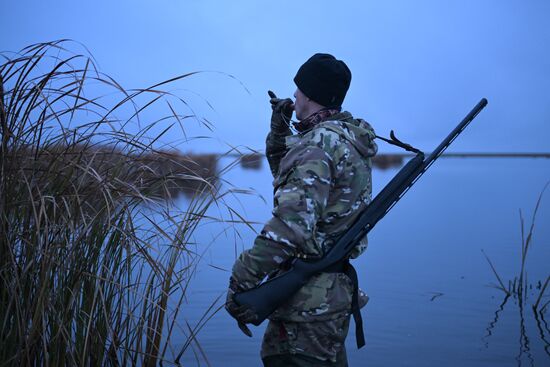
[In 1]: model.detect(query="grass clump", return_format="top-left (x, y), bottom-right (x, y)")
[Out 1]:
top-left (482, 182), bottom-right (549, 316)
top-left (482, 183), bottom-right (550, 361)
top-left (0, 40), bottom-right (241, 366)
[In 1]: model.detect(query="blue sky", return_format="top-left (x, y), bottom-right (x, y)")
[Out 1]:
top-left (2, 0), bottom-right (549, 153)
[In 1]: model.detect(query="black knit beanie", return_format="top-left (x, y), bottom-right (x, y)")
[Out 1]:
top-left (294, 53), bottom-right (351, 108)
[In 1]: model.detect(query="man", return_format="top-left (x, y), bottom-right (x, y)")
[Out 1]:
top-left (226, 53), bottom-right (377, 366)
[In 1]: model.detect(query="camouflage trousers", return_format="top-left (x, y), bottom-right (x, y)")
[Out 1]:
top-left (262, 349), bottom-right (348, 367)
top-left (260, 315), bottom-right (351, 365)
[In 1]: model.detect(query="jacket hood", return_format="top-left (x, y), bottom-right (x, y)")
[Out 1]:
top-left (318, 111), bottom-right (378, 158)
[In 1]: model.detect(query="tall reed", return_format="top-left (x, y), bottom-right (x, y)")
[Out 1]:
top-left (482, 182), bottom-right (549, 310)
top-left (0, 40), bottom-right (243, 365)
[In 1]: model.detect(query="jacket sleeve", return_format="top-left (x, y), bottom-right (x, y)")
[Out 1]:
top-left (231, 144), bottom-right (334, 290)
top-left (265, 130), bottom-right (291, 178)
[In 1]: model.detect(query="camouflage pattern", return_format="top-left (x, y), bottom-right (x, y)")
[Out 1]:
top-left (262, 315), bottom-right (350, 365)
top-left (265, 128), bottom-right (290, 178)
top-left (231, 111), bottom-right (377, 362)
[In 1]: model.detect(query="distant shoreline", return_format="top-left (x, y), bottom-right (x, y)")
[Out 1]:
top-left (225, 152), bottom-right (550, 158)
top-left (224, 152), bottom-right (550, 171)
top-left (421, 153), bottom-right (550, 158)
top-left (378, 152), bottom-right (550, 158)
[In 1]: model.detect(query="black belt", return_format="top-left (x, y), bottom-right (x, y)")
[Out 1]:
top-left (325, 260), bottom-right (365, 349)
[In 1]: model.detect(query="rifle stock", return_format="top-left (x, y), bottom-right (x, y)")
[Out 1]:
top-left (234, 98), bottom-right (488, 325)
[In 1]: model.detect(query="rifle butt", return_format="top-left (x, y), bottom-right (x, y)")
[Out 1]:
top-left (234, 259), bottom-right (323, 325)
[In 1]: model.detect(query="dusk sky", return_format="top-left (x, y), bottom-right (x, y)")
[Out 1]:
top-left (2, 0), bottom-right (549, 154)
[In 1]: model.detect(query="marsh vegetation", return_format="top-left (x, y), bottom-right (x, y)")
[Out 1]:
top-left (0, 41), bottom-right (251, 365)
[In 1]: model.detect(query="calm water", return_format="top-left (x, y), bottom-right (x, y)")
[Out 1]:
top-left (170, 157), bottom-right (550, 366)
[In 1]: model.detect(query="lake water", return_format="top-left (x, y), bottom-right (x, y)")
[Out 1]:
top-left (170, 156), bottom-right (550, 366)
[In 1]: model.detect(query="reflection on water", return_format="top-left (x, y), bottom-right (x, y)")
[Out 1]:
top-left (484, 293), bottom-right (550, 365)
top-left (533, 309), bottom-right (550, 357)
top-left (484, 294), bottom-right (509, 347)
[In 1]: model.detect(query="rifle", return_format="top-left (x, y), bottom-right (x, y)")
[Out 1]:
top-left (234, 98), bottom-right (488, 327)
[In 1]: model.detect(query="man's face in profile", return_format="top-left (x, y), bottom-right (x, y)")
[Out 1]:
top-left (293, 88), bottom-right (308, 121)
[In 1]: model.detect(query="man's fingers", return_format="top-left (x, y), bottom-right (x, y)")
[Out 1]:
top-left (233, 304), bottom-right (258, 324)
top-left (235, 305), bottom-right (253, 316)
top-left (238, 321), bottom-right (253, 337)
top-left (241, 311), bottom-right (259, 324)
top-left (271, 99), bottom-right (293, 113)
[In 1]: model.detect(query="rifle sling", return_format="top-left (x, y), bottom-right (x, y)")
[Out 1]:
top-left (324, 259), bottom-right (365, 349)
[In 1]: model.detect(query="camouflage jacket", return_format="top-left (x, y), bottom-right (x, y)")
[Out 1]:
top-left (231, 111), bottom-right (377, 359)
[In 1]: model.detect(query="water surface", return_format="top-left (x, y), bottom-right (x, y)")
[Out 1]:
top-left (173, 157), bottom-right (550, 366)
